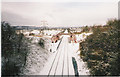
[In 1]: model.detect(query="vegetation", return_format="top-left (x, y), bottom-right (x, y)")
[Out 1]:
top-left (82, 26), bottom-right (90, 32)
top-left (38, 38), bottom-right (45, 48)
top-left (2, 21), bottom-right (29, 75)
top-left (80, 19), bottom-right (120, 75)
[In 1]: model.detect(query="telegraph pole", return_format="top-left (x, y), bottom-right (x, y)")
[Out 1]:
top-left (41, 20), bottom-right (48, 26)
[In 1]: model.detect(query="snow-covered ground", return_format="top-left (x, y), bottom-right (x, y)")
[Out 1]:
top-left (23, 30), bottom-right (92, 75)
top-left (39, 30), bottom-right (91, 75)
top-left (23, 36), bottom-right (53, 75)
top-left (22, 29), bottom-right (63, 37)
top-left (64, 29), bottom-right (68, 33)
top-left (76, 32), bottom-right (93, 42)
top-left (69, 43), bottom-right (89, 75)
top-left (43, 30), bottom-right (62, 36)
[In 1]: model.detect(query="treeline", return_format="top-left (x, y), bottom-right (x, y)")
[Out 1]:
top-left (80, 19), bottom-right (120, 75)
top-left (2, 22), bottom-right (29, 75)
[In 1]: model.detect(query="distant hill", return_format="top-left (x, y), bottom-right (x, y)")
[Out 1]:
top-left (12, 26), bottom-right (83, 30)
top-left (12, 26), bottom-right (49, 30)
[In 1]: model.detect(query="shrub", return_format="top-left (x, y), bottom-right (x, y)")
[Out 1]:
top-left (2, 21), bottom-right (29, 75)
top-left (38, 38), bottom-right (45, 48)
top-left (80, 19), bottom-right (120, 75)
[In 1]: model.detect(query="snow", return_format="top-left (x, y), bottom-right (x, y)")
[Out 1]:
top-left (69, 43), bottom-right (89, 75)
top-left (43, 30), bottom-right (62, 36)
top-left (31, 30), bottom-right (40, 35)
top-left (76, 32), bottom-right (93, 42)
top-left (23, 32), bottom-right (30, 36)
top-left (39, 30), bottom-right (91, 75)
top-left (23, 36), bottom-right (52, 75)
top-left (64, 29), bottom-right (68, 33)
top-left (23, 30), bottom-right (91, 75)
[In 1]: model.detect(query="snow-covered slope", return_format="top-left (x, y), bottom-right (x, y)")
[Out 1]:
top-left (23, 31), bottom-right (91, 75)
top-left (23, 36), bottom-right (52, 75)
top-left (69, 43), bottom-right (89, 75)
top-left (76, 32), bottom-right (93, 42)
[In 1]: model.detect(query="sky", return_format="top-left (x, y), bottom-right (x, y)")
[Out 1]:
top-left (1, 0), bottom-right (119, 27)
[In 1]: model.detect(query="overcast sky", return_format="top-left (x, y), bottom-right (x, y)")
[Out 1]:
top-left (1, 0), bottom-right (118, 27)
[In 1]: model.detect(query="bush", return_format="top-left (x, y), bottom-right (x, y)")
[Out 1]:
top-left (2, 21), bottom-right (29, 75)
top-left (82, 26), bottom-right (90, 32)
top-left (80, 19), bottom-right (120, 75)
top-left (38, 38), bottom-right (45, 48)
